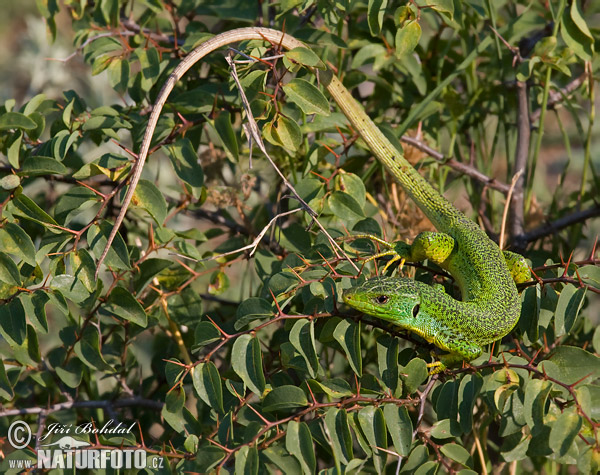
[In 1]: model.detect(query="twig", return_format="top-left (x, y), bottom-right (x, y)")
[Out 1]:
top-left (499, 169), bottom-right (523, 250)
top-left (516, 204), bottom-right (600, 244)
top-left (198, 208), bottom-right (301, 262)
top-left (400, 136), bottom-right (510, 194)
top-left (530, 73), bottom-right (587, 122)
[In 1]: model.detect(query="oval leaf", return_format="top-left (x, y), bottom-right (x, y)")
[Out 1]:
top-left (282, 78), bottom-right (330, 116)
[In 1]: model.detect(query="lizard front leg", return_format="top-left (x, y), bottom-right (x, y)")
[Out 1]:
top-left (427, 327), bottom-right (483, 375)
top-left (347, 231), bottom-right (455, 273)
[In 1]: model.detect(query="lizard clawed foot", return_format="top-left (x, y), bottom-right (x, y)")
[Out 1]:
top-left (426, 361), bottom-right (447, 375)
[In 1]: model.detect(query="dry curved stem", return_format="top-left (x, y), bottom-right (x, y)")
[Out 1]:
top-left (499, 168), bottom-right (523, 250)
top-left (196, 208), bottom-right (302, 262)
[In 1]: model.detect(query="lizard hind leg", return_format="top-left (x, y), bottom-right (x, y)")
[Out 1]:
top-left (502, 250), bottom-right (531, 284)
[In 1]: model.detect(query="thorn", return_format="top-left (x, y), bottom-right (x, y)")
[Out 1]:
top-left (321, 142), bottom-right (340, 159)
top-left (589, 236), bottom-right (598, 260)
top-left (561, 251), bottom-right (574, 277)
top-left (269, 289), bottom-right (285, 317)
top-left (569, 372), bottom-right (594, 389)
top-left (203, 314), bottom-right (231, 338)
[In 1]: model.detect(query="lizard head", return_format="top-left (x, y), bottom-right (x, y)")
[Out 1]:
top-left (342, 276), bottom-right (421, 326)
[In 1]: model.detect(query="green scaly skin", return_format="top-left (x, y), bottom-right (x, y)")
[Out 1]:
top-left (98, 27), bottom-right (528, 373)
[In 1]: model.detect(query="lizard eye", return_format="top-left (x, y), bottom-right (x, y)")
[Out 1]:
top-left (412, 304), bottom-right (420, 318)
top-left (374, 295), bottom-right (389, 305)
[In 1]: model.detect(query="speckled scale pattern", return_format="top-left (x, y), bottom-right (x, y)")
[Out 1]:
top-left (322, 51), bottom-right (525, 371)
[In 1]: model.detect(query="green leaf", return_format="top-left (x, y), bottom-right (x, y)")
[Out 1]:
top-left (401, 358), bottom-right (429, 394)
top-left (282, 79), bottom-right (330, 116)
top-left (549, 408), bottom-right (582, 457)
top-left (383, 404), bottom-right (412, 456)
top-left (0, 299), bottom-right (27, 345)
top-left (208, 270), bottom-right (229, 296)
top-left (54, 186), bottom-right (100, 224)
top-left (0, 112), bottom-right (37, 130)
top-left (101, 286), bottom-right (147, 327)
top-left (195, 444), bottom-right (226, 472)
top-left (523, 379), bottom-right (552, 433)
top-left (19, 156), bottom-right (68, 176)
top-left (55, 357), bottom-right (84, 388)
top-left (167, 138), bottom-right (204, 190)
top-left (336, 172), bottom-right (366, 208)
top-left (458, 373), bottom-right (483, 433)
top-left (0, 175), bottom-right (21, 190)
top-left (235, 445), bottom-right (259, 475)
top-left (284, 47), bottom-right (325, 69)
top-left (70, 249), bottom-right (97, 293)
top-left (99, 0), bottom-right (119, 26)
top-left (8, 132), bottom-right (22, 168)
top-left (274, 116), bottom-right (302, 152)
top-left (130, 179), bottom-right (167, 226)
top-left (440, 443), bottom-right (472, 468)
top-left (561, 0), bottom-right (594, 61)
top-left (88, 221), bottom-right (131, 271)
top-left (208, 111), bottom-right (238, 162)
top-left (2, 221), bottom-right (36, 265)
top-left (74, 326), bottom-right (115, 372)
top-left (263, 385), bottom-right (308, 412)
top-left (358, 406), bottom-right (387, 473)
top-left (307, 378), bottom-right (353, 398)
top-left (193, 321), bottom-right (222, 349)
top-left (231, 334), bottom-right (266, 396)
top-left (541, 346), bottom-right (600, 386)
top-left (554, 284), bottom-right (586, 336)
top-left (19, 290), bottom-right (49, 333)
top-left (133, 258), bottom-right (172, 293)
top-left (429, 0), bottom-right (454, 20)
top-left (431, 418), bottom-right (462, 439)
top-left (235, 297), bottom-right (273, 330)
top-left (367, 0), bottom-right (388, 36)
top-left (286, 421), bottom-right (316, 475)
top-left (579, 265), bottom-right (600, 289)
top-left (51, 274), bottom-right (92, 302)
top-left (328, 191), bottom-right (365, 221)
top-left (0, 359), bottom-right (14, 400)
top-left (193, 362), bottom-right (224, 414)
top-left (107, 58), bottom-right (130, 94)
top-left (162, 386), bottom-right (186, 432)
top-left (377, 335), bottom-right (401, 396)
top-left (324, 408), bottom-right (353, 465)
top-left (137, 47), bottom-right (161, 90)
top-left (395, 20), bottom-right (421, 58)
top-left (12, 194), bottom-right (59, 226)
top-left (0, 252), bottom-right (21, 286)
top-left (289, 319), bottom-right (319, 378)
top-left (333, 319), bottom-right (362, 376)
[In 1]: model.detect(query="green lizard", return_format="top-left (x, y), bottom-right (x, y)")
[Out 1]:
top-left (96, 28), bottom-right (529, 373)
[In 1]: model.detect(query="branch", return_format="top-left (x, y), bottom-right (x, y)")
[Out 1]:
top-left (400, 136), bottom-right (511, 194)
top-left (515, 204), bottom-right (600, 245)
top-left (530, 73), bottom-right (587, 123)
